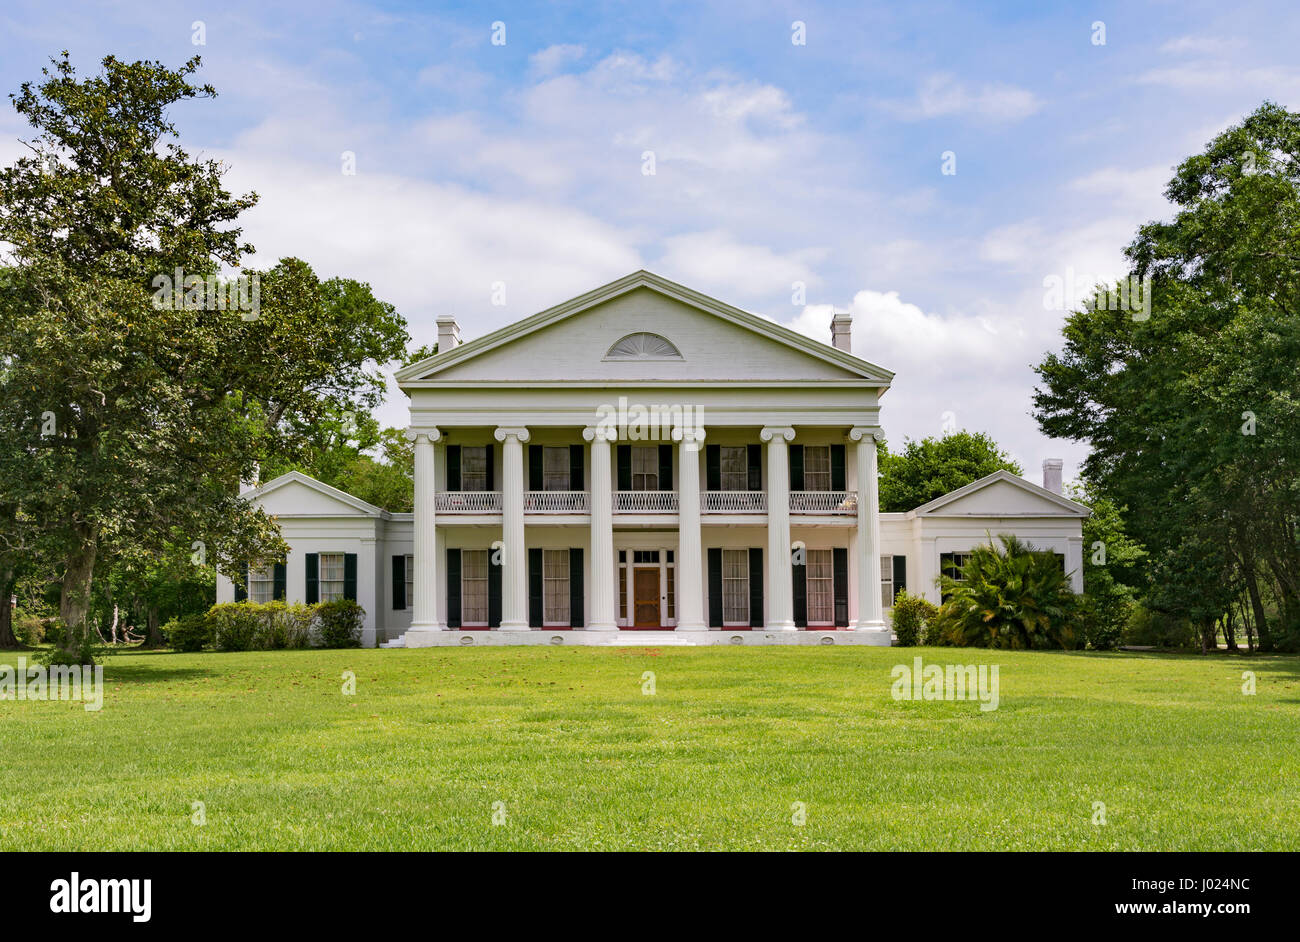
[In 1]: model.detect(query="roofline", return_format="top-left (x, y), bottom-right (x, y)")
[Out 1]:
top-left (906, 469), bottom-right (1091, 518)
top-left (394, 270), bottom-right (895, 385)
top-left (242, 471), bottom-right (391, 519)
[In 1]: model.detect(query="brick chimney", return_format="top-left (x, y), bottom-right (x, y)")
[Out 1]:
top-left (436, 315), bottom-right (461, 352)
top-left (1042, 458), bottom-right (1063, 495)
top-left (831, 312), bottom-right (853, 352)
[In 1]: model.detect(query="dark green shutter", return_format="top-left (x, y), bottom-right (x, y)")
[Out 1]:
top-left (747, 444), bottom-right (762, 491)
top-left (892, 555), bottom-right (907, 603)
top-left (528, 548), bottom-right (544, 627)
top-left (488, 553), bottom-right (502, 627)
top-left (305, 553), bottom-right (319, 604)
top-left (569, 445), bottom-right (584, 491)
top-left (235, 562), bottom-right (249, 602)
top-left (748, 548), bottom-right (764, 628)
top-left (833, 548), bottom-right (848, 626)
top-left (830, 444), bottom-right (846, 491)
top-left (706, 445), bottom-right (721, 491)
top-left (707, 548), bottom-right (723, 627)
top-left (528, 446), bottom-right (543, 491)
top-left (793, 553), bottom-right (807, 627)
top-left (392, 555), bottom-right (406, 610)
top-left (343, 553), bottom-right (358, 601)
top-left (484, 445), bottom-right (495, 491)
top-left (273, 562), bottom-right (286, 601)
top-left (569, 548), bottom-right (584, 627)
top-left (446, 548), bottom-right (461, 628)
top-left (616, 445), bottom-right (632, 490)
top-left (446, 445), bottom-right (461, 491)
top-left (790, 445), bottom-right (804, 490)
top-left (658, 444), bottom-right (672, 490)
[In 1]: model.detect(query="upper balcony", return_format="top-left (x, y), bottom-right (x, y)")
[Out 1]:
top-left (434, 488), bottom-right (858, 517)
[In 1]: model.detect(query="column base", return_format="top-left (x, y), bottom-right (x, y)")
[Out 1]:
top-left (850, 621), bottom-right (893, 646)
top-left (404, 625), bottom-right (447, 648)
top-left (583, 621), bottom-right (618, 631)
top-left (675, 621), bottom-right (707, 631)
top-left (496, 621), bottom-right (532, 631)
top-left (764, 621), bottom-right (798, 632)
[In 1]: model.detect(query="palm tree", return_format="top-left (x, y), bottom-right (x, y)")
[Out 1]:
top-left (938, 534), bottom-right (1078, 649)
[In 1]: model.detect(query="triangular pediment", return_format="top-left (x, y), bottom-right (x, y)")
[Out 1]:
top-left (396, 271), bottom-right (893, 386)
top-left (243, 471), bottom-right (388, 518)
top-left (910, 471), bottom-right (1090, 518)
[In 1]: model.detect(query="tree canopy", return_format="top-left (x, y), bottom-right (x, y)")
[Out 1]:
top-left (878, 431), bottom-right (1024, 513)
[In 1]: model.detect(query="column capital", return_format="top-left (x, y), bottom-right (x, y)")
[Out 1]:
top-left (759, 426), bottom-right (796, 443)
top-left (406, 427), bottom-right (442, 444)
top-left (494, 426), bottom-right (531, 444)
top-left (848, 426), bottom-right (884, 443)
top-left (672, 425), bottom-right (706, 450)
top-left (582, 425), bottom-right (618, 443)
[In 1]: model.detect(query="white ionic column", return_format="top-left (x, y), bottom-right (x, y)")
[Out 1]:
top-left (849, 427), bottom-right (889, 642)
top-left (406, 428), bottom-right (444, 636)
top-left (760, 426), bottom-right (796, 630)
top-left (674, 427), bottom-right (706, 630)
top-left (583, 426), bottom-right (618, 630)
top-left (495, 426), bottom-right (531, 630)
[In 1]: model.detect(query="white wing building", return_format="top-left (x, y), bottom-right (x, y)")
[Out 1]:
top-left (218, 272), bottom-right (1088, 647)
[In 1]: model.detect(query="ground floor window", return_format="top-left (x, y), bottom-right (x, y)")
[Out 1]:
top-left (543, 549), bottom-right (570, 626)
top-left (249, 565), bottom-right (276, 604)
top-left (404, 554), bottom-right (414, 610)
top-left (462, 549), bottom-right (489, 625)
top-left (319, 553), bottom-right (345, 602)
top-left (806, 549), bottom-right (834, 624)
top-left (723, 549), bottom-right (750, 625)
top-left (881, 555), bottom-right (894, 610)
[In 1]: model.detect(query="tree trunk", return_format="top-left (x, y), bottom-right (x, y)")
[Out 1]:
top-left (1242, 557), bottom-right (1274, 652)
top-left (1223, 608), bottom-right (1238, 652)
top-left (58, 525), bottom-right (99, 660)
top-left (0, 568), bottom-right (17, 648)
top-left (142, 604), bottom-right (164, 648)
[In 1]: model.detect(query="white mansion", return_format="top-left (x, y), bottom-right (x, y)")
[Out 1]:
top-left (217, 271), bottom-right (1088, 647)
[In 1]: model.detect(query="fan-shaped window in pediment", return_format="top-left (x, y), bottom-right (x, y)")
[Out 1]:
top-left (604, 332), bottom-right (683, 360)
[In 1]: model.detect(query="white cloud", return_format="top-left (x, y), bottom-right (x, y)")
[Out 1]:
top-left (657, 230), bottom-right (825, 302)
top-left (529, 44), bottom-right (586, 77)
top-left (1159, 36), bottom-right (1245, 55)
top-left (888, 73), bottom-right (1042, 122)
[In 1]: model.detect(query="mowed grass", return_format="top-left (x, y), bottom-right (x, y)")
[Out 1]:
top-left (2, 645), bottom-right (1299, 850)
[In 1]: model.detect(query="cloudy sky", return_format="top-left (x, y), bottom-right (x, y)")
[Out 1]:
top-left (4, 1), bottom-right (1298, 484)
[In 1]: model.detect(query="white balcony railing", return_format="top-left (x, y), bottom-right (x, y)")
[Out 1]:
top-left (435, 491), bottom-right (502, 513)
top-left (525, 490), bottom-right (589, 513)
top-left (789, 490), bottom-right (858, 514)
top-left (614, 490), bottom-right (679, 513)
top-left (702, 491), bottom-right (767, 513)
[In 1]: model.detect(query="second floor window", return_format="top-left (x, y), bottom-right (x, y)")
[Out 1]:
top-left (803, 445), bottom-right (831, 491)
top-left (461, 446), bottom-right (489, 491)
top-left (631, 446), bottom-right (659, 490)
top-left (720, 446), bottom-right (748, 490)
top-left (543, 446), bottom-right (570, 490)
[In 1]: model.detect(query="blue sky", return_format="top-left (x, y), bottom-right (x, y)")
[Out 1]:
top-left (4, 1), bottom-right (1299, 482)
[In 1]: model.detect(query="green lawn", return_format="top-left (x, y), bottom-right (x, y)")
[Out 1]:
top-left (3, 645), bottom-right (1298, 850)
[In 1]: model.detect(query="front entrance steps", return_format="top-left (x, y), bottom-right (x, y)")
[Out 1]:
top-left (380, 629), bottom-right (892, 648)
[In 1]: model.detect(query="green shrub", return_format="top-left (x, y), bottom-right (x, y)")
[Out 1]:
top-left (13, 614), bottom-right (48, 646)
top-left (207, 602), bottom-right (262, 652)
top-left (164, 613), bottom-right (211, 652)
top-left (925, 605), bottom-right (957, 646)
top-left (315, 599), bottom-right (364, 648)
top-left (1122, 605), bottom-right (1198, 649)
top-left (890, 590), bottom-right (937, 646)
top-left (939, 534), bottom-right (1079, 649)
top-left (258, 601), bottom-right (314, 650)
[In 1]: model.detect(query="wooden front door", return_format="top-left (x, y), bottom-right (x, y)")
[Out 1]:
top-left (633, 568), bottom-right (661, 628)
